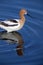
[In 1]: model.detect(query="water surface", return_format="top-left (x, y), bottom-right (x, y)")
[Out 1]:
top-left (0, 0), bottom-right (43, 65)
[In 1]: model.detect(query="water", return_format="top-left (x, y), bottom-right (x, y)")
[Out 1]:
top-left (0, 0), bottom-right (43, 65)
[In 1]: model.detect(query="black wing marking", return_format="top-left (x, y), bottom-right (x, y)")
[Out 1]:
top-left (9, 19), bottom-right (18, 23)
top-left (1, 22), bottom-right (18, 27)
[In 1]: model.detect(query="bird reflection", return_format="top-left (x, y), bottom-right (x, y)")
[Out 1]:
top-left (0, 31), bottom-right (24, 56)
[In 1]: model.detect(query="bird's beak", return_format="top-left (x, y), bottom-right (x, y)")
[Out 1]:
top-left (27, 13), bottom-right (33, 18)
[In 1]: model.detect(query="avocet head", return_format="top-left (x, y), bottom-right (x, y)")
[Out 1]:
top-left (20, 9), bottom-right (27, 15)
top-left (19, 9), bottom-right (32, 18)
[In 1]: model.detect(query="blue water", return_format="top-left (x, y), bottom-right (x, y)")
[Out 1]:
top-left (0, 0), bottom-right (43, 65)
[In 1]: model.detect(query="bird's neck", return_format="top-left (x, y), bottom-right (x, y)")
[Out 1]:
top-left (19, 15), bottom-right (25, 29)
top-left (20, 15), bottom-right (25, 23)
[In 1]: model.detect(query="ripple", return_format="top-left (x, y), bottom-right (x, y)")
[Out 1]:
top-left (25, 25), bottom-right (38, 36)
top-left (28, 8), bottom-right (43, 15)
top-left (0, 0), bottom-right (43, 64)
top-left (0, 44), bottom-right (9, 47)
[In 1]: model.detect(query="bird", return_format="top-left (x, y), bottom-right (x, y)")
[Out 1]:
top-left (0, 9), bottom-right (31, 33)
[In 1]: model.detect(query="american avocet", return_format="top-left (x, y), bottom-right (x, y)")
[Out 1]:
top-left (0, 9), bottom-right (31, 33)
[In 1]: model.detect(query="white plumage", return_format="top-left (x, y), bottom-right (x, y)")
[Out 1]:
top-left (0, 19), bottom-right (20, 32)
